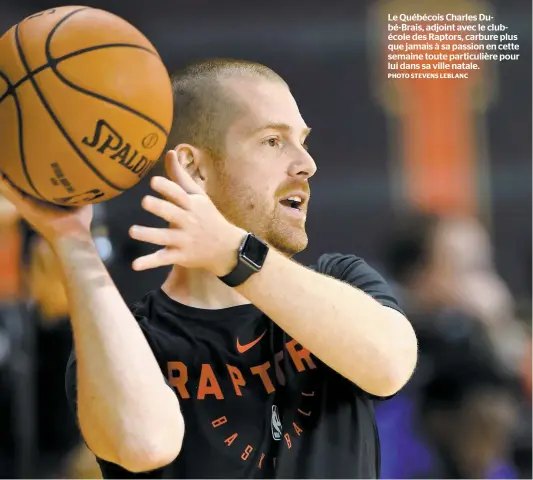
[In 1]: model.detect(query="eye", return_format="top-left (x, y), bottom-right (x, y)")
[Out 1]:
top-left (263, 137), bottom-right (282, 148)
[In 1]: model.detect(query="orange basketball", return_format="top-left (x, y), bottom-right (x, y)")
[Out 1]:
top-left (0, 6), bottom-right (173, 206)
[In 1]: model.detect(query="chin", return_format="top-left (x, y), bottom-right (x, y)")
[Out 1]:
top-left (268, 230), bottom-right (308, 256)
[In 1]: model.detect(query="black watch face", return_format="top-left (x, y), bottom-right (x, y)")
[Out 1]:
top-left (241, 235), bottom-right (269, 271)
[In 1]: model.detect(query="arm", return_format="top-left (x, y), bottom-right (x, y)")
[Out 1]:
top-left (55, 236), bottom-right (183, 472)
top-left (0, 176), bottom-right (183, 474)
top-left (235, 249), bottom-right (417, 397)
top-left (127, 153), bottom-right (416, 397)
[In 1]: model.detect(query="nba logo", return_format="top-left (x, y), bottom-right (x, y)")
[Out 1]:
top-left (271, 405), bottom-right (282, 441)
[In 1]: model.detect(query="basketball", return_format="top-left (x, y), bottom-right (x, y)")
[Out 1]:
top-left (0, 6), bottom-right (173, 206)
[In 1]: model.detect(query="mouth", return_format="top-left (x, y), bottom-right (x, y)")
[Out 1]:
top-left (278, 192), bottom-right (308, 214)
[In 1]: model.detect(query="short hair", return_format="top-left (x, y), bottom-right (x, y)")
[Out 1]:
top-left (165, 58), bottom-right (286, 157)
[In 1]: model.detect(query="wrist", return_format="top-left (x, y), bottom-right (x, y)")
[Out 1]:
top-left (211, 225), bottom-right (247, 277)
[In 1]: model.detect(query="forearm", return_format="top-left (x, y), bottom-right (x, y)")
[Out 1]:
top-left (236, 249), bottom-right (417, 396)
top-left (53, 237), bottom-right (183, 472)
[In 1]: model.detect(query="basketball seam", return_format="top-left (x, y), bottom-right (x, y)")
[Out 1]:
top-left (14, 18), bottom-right (125, 194)
top-left (0, 43), bottom-right (158, 107)
top-left (0, 70), bottom-right (44, 199)
top-left (45, 8), bottom-right (169, 137)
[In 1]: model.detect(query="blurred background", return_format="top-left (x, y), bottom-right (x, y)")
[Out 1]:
top-left (0, 0), bottom-right (531, 478)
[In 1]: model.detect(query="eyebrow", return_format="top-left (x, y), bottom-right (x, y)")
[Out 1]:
top-left (251, 123), bottom-right (312, 137)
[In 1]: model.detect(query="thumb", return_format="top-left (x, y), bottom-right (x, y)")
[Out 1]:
top-left (165, 150), bottom-right (205, 195)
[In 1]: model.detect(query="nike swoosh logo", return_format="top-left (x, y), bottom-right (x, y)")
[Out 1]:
top-left (236, 330), bottom-right (267, 354)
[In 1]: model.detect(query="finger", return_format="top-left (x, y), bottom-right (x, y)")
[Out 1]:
top-left (132, 247), bottom-right (181, 271)
top-left (150, 176), bottom-right (190, 209)
top-left (165, 150), bottom-right (205, 195)
top-left (129, 225), bottom-right (181, 247)
top-left (141, 195), bottom-right (185, 225)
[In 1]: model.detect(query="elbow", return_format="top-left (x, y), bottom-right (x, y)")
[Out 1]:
top-left (361, 320), bottom-right (418, 398)
top-left (118, 440), bottom-right (182, 473)
top-left (372, 361), bottom-right (416, 397)
top-left (118, 412), bottom-right (185, 473)
top-left (377, 323), bottom-right (418, 397)
top-left (85, 396), bottom-right (185, 473)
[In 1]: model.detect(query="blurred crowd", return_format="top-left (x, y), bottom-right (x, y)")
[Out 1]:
top-left (0, 192), bottom-right (530, 479)
top-left (376, 213), bottom-right (532, 479)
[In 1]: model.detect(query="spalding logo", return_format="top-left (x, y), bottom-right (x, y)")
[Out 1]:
top-left (142, 133), bottom-right (159, 149)
top-left (82, 119), bottom-right (157, 179)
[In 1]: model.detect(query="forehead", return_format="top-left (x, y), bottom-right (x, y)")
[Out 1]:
top-left (221, 77), bottom-right (308, 135)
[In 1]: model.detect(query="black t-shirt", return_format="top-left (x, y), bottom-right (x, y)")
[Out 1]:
top-left (65, 253), bottom-right (404, 478)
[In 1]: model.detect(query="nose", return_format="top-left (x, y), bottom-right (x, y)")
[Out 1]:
top-left (288, 147), bottom-right (317, 179)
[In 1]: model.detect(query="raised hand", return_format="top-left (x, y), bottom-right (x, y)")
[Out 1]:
top-left (128, 150), bottom-right (245, 276)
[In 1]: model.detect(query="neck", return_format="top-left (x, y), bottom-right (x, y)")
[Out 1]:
top-left (161, 265), bottom-right (251, 310)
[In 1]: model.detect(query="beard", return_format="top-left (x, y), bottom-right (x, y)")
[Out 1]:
top-left (206, 165), bottom-right (308, 257)
top-left (263, 205), bottom-right (308, 256)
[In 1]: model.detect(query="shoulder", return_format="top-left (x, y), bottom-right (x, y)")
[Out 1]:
top-left (129, 290), bottom-right (160, 323)
top-left (312, 252), bottom-right (388, 287)
top-left (312, 252), bottom-right (404, 315)
top-left (313, 252), bottom-right (370, 277)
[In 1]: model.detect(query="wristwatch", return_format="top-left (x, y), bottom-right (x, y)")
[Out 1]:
top-left (218, 233), bottom-right (269, 287)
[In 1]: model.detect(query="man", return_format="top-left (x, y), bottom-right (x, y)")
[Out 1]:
top-left (0, 59), bottom-right (417, 478)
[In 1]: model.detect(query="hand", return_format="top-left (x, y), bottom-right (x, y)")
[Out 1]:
top-left (129, 151), bottom-right (245, 276)
top-left (0, 174), bottom-right (93, 244)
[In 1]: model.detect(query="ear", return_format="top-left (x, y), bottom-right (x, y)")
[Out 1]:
top-left (170, 144), bottom-right (208, 187)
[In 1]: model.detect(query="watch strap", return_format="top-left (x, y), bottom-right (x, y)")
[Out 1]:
top-left (218, 233), bottom-right (268, 287)
top-left (218, 257), bottom-right (257, 287)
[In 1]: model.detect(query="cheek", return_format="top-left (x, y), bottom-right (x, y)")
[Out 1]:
top-left (232, 174), bottom-right (277, 206)
top-left (246, 188), bottom-right (275, 213)
top-left (209, 160), bottom-right (279, 214)
top-left (210, 176), bottom-right (260, 213)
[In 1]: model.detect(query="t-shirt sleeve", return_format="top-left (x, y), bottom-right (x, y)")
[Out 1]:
top-left (64, 309), bottom-right (171, 478)
top-left (314, 252), bottom-right (405, 315)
